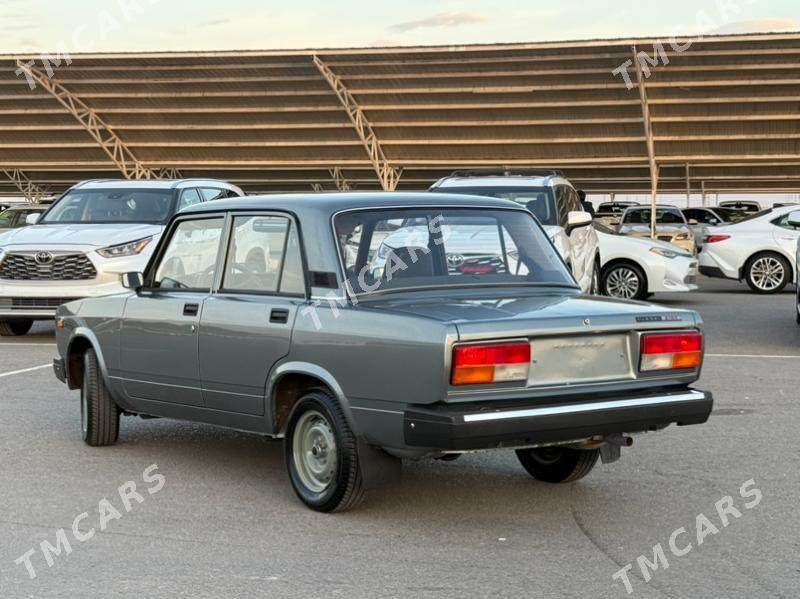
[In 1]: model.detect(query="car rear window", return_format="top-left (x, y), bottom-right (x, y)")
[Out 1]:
top-left (335, 208), bottom-right (575, 296)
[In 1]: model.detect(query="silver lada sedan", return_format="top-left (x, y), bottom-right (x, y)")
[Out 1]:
top-left (53, 193), bottom-right (713, 512)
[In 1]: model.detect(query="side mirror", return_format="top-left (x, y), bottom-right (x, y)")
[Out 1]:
top-left (688, 219), bottom-right (699, 226)
top-left (25, 213), bottom-right (40, 225)
top-left (121, 271), bottom-right (144, 290)
top-left (566, 211), bottom-right (593, 234)
top-left (708, 218), bottom-right (719, 226)
top-left (787, 211), bottom-right (800, 228)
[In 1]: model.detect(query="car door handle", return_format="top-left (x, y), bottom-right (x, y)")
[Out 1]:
top-left (183, 303), bottom-right (199, 316)
top-left (270, 308), bottom-right (290, 324)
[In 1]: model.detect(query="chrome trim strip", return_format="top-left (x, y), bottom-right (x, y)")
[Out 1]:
top-left (110, 376), bottom-right (263, 398)
top-left (351, 406), bottom-right (404, 415)
top-left (461, 390), bottom-right (707, 423)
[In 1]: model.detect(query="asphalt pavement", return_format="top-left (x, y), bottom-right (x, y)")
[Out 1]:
top-left (0, 278), bottom-right (798, 598)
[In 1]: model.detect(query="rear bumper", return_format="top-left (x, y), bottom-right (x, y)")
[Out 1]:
top-left (404, 388), bottom-right (713, 450)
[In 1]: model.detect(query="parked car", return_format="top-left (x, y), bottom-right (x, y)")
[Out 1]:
top-left (429, 168), bottom-right (600, 294)
top-left (698, 205), bottom-right (800, 294)
top-left (594, 201), bottom-right (639, 227)
top-left (682, 207), bottom-right (747, 250)
top-left (52, 192), bottom-right (713, 513)
top-left (718, 200), bottom-right (762, 214)
top-left (0, 204), bottom-right (49, 234)
top-left (791, 211), bottom-right (800, 323)
top-left (594, 223), bottom-right (698, 300)
top-left (617, 205), bottom-right (697, 254)
top-left (0, 179), bottom-right (243, 336)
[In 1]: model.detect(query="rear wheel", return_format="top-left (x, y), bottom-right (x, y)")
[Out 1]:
top-left (601, 263), bottom-right (648, 300)
top-left (516, 447), bottom-right (600, 483)
top-left (284, 389), bottom-right (365, 512)
top-left (0, 319), bottom-right (33, 336)
top-left (744, 252), bottom-right (790, 294)
top-left (81, 348), bottom-right (120, 446)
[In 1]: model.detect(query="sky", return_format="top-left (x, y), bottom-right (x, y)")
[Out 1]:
top-left (0, 0), bottom-right (797, 53)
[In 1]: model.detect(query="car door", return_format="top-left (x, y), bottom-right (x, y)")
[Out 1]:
top-left (198, 214), bottom-right (306, 415)
top-left (772, 212), bottom-right (800, 273)
top-left (120, 215), bottom-right (226, 406)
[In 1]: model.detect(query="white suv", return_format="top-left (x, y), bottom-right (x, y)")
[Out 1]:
top-left (429, 169), bottom-right (600, 293)
top-left (0, 179), bottom-right (243, 336)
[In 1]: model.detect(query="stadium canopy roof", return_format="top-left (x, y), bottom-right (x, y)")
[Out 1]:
top-left (1, 32), bottom-right (800, 199)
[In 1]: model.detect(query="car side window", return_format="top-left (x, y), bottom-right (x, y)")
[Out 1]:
top-left (177, 189), bottom-right (203, 211)
top-left (684, 209), bottom-right (703, 223)
top-left (200, 188), bottom-right (227, 202)
top-left (773, 214), bottom-right (800, 231)
top-left (555, 186), bottom-right (571, 228)
top-left (565, 187), bottom-right (582, 213)
top-left (153, 218), bottom-right (225, 290)
top-left (222, 216), bottom-right (290, 293)
top-left (0, 210), bottom-right (15, 227)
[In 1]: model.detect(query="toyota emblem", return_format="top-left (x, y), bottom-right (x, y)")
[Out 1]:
top-left (34, 251), bottom-right (54, 265)
top-left (446, 253), bottom-right (465, 268)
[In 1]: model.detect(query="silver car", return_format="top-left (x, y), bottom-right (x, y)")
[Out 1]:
top-left (53, 193), bottom-right (713, 513)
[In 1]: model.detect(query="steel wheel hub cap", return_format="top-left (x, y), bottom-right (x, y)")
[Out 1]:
top-left (606, 268), bottom-right (639, 299)
top-left (751, 258), bottom-right (784, 290)
top-left (293, 410), bottom-right (337, 493)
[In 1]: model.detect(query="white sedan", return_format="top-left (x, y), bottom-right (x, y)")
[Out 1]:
top-left (595, 224), bottom-right (698, 300)
top-left (698, 205), bottom-right (800, 294)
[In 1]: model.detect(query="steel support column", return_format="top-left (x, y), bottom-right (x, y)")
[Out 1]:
top-left (313, 55), bottom-right (402, 191)
top-left (1, 169), bottom-right (48, 202)
top-left (16, 60), bottom-right (159, 180)
top-left (633, 47), bottom-right (659, 239)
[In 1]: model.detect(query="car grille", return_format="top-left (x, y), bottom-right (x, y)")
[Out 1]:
top-left (0, 297), bottom-right (81, 310)
top-left (0, 253), bottom-right (97, 281)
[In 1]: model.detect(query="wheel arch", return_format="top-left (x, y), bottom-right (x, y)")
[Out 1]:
top-left (267, 362), bottom-right (355, 436)
top-left (65, 329), bottom-right (108, 391)
top-left (601, 257), bottom-right (649, 291)
top-left (740, 248), bottom-right (795, 281)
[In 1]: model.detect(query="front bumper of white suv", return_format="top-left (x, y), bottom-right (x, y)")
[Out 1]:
top-left (0, 248), bottom-right (152, 319)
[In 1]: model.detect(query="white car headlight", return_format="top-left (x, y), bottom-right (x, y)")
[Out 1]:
top-left (649, 247), bottom-right (690, 259)
top-left (96, 236), bottom-right (152, 259)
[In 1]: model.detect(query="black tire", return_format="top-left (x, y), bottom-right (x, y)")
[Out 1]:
top-left (601, 262), bottom-right (648, 301)
top-left (0, 319), bottom-right (34, 336)
top-left (589, 259), bottom-right (601, 295)
top-left (744, 252), bottom-right (791, 294)
top-left (515, 447), bottom-right (600, 483)
top-left (81, 348), bottom-right (120, 447)
top-left (284, 389), bottom-right (365, 513)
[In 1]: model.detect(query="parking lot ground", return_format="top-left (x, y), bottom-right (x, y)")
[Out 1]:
top-left (0, 279), bottom-right (798, 598)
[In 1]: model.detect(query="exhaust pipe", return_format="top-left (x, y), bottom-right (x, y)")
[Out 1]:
top-left (605, 435), bottom-right (633, 447)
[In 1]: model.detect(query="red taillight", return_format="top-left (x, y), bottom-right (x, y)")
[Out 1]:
top-left (705, 234), bottom-right (730, 244)
top-left (640, 332), bottom-right (703, 371)
top-left (451, 341), bottom-right (531, 385)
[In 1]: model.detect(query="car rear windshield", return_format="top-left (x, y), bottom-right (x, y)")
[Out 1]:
top-left (430, 186), bottom-right (558, 226)
top-left (622, 208), bottom-right (685, 225)
top-left (335, 208), bottom-right (575, 296)
top-left (40, 189), bottom-right (175, 224)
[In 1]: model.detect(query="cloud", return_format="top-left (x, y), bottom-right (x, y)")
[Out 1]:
top-left (389, 11), bottom-right (487, 33)
top-left (708, 18), bottom-right (798, 34)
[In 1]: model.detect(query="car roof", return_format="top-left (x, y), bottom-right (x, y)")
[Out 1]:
top-left (430, 175), bottom-right (571, 189)
top-left (180, 192), bottom-right (526, 217)
top-left (70, 179), bottom-right (242, 192)
top-left (624, 204), bottom-right (680, 210)
top-left (4, 203), bottom-right (48, 211)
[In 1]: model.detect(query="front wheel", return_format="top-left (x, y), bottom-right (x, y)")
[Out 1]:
top-left (284, 390), bottom-right (365, 512)
top-left (601, 263), bottom-right (648, 300)
top-left (516, 447), bottom-right (600, 483)
top-left (0, 319), bottom-right (34, 336)
top-left (744, 252), bottom-right (790, 294)
top-left (81, 348), bottom-right (120, 446)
